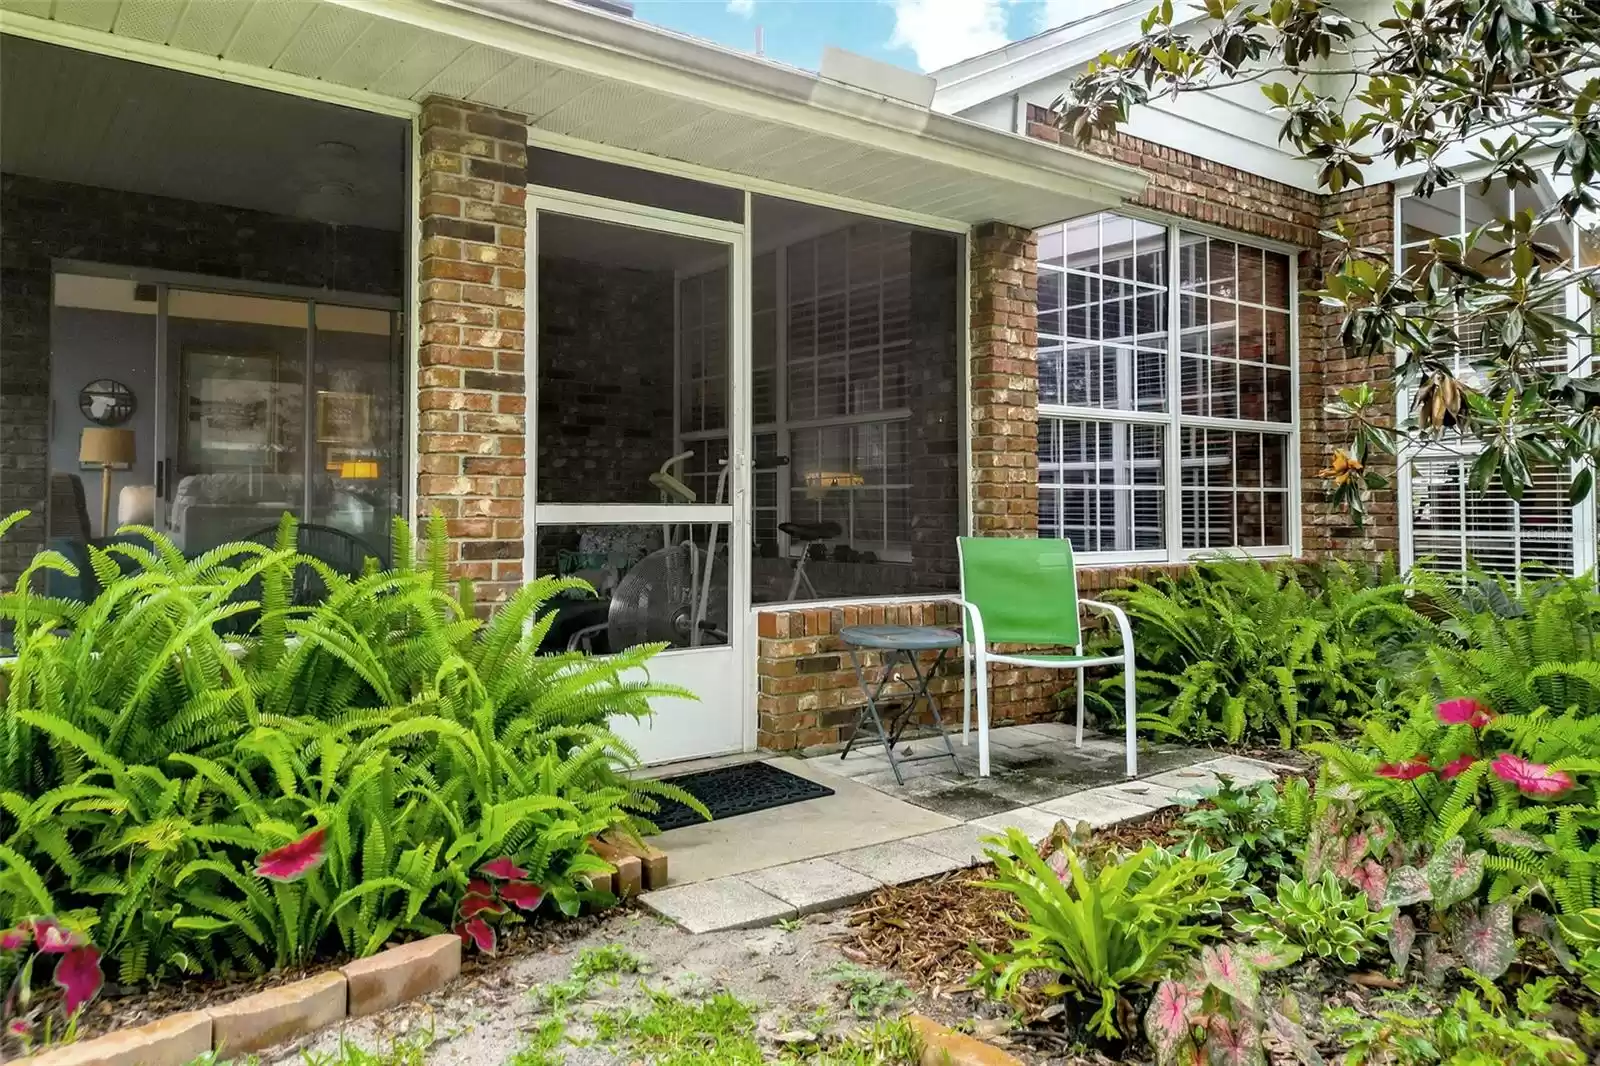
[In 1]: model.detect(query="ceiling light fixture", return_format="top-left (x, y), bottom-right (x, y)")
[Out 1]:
top-left (314, 140), bottom-right (359, 160)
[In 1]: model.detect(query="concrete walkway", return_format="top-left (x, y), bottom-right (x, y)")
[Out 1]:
top-left (640, 724), bottom-right (1282, 934)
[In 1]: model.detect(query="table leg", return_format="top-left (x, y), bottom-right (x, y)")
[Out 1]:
top-left (905, 648), bottom-right (960, 772)
top-left (843, 646), bottom-right (908, 784)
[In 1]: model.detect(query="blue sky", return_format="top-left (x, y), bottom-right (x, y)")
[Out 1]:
top-left (633, 0), bottom-right (1105, 74)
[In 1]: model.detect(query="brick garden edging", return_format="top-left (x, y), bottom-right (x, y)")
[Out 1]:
top-left (908, 1014), bottom-right (1025, 1066)
top-left (25, 934), bottom-right (462, 1066)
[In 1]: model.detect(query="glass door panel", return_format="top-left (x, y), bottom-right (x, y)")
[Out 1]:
top-left (311, 303), bottom-right (401, 564)
top-left (161, 289), bottom-right (308, 554)
top-left (531, 206), bottom-right (746, 764)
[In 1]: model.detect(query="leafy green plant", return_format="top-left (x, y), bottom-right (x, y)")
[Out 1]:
top-left (824, 963), bottom-right (913, 1019)
top-left (972, 828), bottom-right (1241, 1039)
top-left (1144, 943), bottom-right (1308, 1066)
top-left (1180, 774), bottom-right (1301, 878)
top-left (1095, 557), bottom-right (1429, 746)
top-left (0, 511), bottom-right (702, 982)
top-left (1326, 975), bottom-right (1582, 1065)
top-left (1236, 872), bottom-right (1393, 966)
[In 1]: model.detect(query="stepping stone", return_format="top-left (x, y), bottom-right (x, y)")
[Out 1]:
top-left (1142, 765), bottom-right (1224, 801)
top-left (1198, 756), bottom-right (1282, 786)
top-left (642, 877), bottom-right (795, 933)
top-left (1036, 787), bottom-right (1159, 828)
top-left (970, 805), bottom-right (1066, 842)
top-left (831, 840), bottom-right (964, 885)
top-left (1099, 780), bottom-right (1183, 810)
top-left (742, 858), bottom-right (883, 915)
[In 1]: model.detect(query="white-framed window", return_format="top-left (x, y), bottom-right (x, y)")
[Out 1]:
top-left (1394, 178), bottom-right (1598, 579)
top-left (1036, 211), bottom-right (1298, 561)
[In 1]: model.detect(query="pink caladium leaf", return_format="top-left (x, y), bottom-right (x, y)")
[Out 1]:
top-left (1348, 859), bottom-right (1389, 910)
top-left (1145, 980), bottom-right (1198, 1063)
top-left (499, 881), bottom-right (546, 912)
top-left (1267, 1007), bottom-right (1324, 1066)
top-left (1485, 826), bottom-right (1552, 853)
top-left (1199, 945), bottom-right (1259, 1009)
top-left (1388, 912), bottom-right (1417, 974)
top-left (32, 920), bottom-right (79, 955)
top-left (7, 1019), bottom-right (30, 1038)
top-left (1205, 1016), bottom-right (1264, 1066)
top-left (1491, 754), bottom-right (1574, 797)
top-left (1436, 697), bottom-right (1495, 728)
top-left (457, 894), bottom-right (505, 920)
top-left (455, 917), bottom-right (497, 954)
top-left (1454, 902), bottom-right (1516, 980)
top-left (1438, 754), bottom-right (1478, 780)
top-left (479, 857), bottom-right (531, 881)
top-left (54, 945), bottom-right (103, 1016)
top-left (1238, 943), bottom-right (1303, 973)
top-left (1331, 831), bottom-right (1370, 880)
top-left (466, 878), bottom-right (493, 898)
top-left (1425, 837), bottom-right (1485, 910)
top-left (1384, 865), bottom-right (1433, 908)
top-left (0, 926), bottom-right (32, 952)
top-left (255, 827), bottom-right (328, 882)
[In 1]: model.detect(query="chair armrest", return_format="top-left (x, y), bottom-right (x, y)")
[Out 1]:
top-left (955, 598), bottom-right (988, 649)
top-left (1080, 597), bottom-right (1134, 653)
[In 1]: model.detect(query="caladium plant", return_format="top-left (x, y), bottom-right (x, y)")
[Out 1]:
top-left (1144, 944), bottom-right (1312, 1066)
top-left (0, 917), bottom-right (103, 1054)
top-left (453, 858), bottom-right (550, 955)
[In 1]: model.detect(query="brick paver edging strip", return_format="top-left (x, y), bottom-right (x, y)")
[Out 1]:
top-left (908, 1014), bottom-right (1024, 1066)
top-left (22, 934), bottom-right (463, 1066)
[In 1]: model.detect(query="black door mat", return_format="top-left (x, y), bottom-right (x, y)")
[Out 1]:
top-left (648, 761), bottom-right (836, 832)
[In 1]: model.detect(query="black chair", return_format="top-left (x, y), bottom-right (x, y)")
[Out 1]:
top-left (242, 522), bottom-right (386, 606)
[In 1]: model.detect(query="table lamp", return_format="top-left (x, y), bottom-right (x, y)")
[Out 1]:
top-left (79, 427), bottom-right (136, 536)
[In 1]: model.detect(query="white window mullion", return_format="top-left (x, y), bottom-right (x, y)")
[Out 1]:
top-left (1165, 223), bottom-right (1183, 563)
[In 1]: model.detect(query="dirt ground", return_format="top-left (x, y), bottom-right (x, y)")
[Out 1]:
top-left (266, 907), bottom-right (948, 1066)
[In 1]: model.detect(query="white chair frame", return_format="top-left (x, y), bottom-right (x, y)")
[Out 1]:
top-left (958, 598), bottom-right (1138, 779)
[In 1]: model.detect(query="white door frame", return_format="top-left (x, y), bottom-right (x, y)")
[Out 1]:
top-left (525, 190), bottom-right (753, 764)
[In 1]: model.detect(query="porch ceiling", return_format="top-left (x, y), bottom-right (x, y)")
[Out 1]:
top-left (0, 0), bottom-right (1147, 229)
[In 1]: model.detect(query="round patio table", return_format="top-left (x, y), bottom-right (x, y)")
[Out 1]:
top-left (838, 624), bottom-right (963, 785)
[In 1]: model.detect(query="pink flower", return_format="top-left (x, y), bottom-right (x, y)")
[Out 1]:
top-left (499, 881), bottom-right (545, 912)
top-left (7, 1019), bottom-right (30, 1038)
top-left (1439, 754), bottom-right (1478, 780)
top-left (54, 945), bottom-right (103, 1016)
top-left (33, 920), bottom-right (79, 955)
top-left (255, 827), bottom-right (327, 882)
top-left (479, 857), bottom-right (530, 881)
top-left (1376, 757), bottom-right (1432, 781)
top-left (1491, 753), bottom-right (1574, 796)
top-left (0, 926), bottom-right (32, 952)
top-left (1437, 698), bottom-right (1495, 728)
top-left (457, 894), bottom-right (505, 920)
top-left (455, 917), bottom-right (496, 954)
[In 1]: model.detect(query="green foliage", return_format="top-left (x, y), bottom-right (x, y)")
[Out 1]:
top-left (823, 963), bottom-right (913, 1019)
top-left (1326, 976), bottom-right (1583, 1065)
top-left (972, 828), bottom-right (1242, 1040)
top-left (1098, 557), bottom-right (1429, 746)
top-left (1145, 943), bottom-right (1306, 1066)
top-left (1180, 775), bottom-right (1302, 879)
top-left (0, 512), bottom-right (698, 982)
top-left (1236, 872), bottom-right (1393, 967)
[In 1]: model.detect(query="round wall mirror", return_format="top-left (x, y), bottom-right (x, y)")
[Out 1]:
top-left (79, 379), bottom-right (135, 426)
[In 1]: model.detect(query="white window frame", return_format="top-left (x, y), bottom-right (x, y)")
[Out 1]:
top-left (1391, 178), bottom-right (1599, 579)
top-left (1036, 210), bottom-right (1302, 565)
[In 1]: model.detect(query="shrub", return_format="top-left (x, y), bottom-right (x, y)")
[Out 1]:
top-left (0, 512), bottom-right (698, 983)
top-left (1095, 557), bottom-right (1428, 746)
top-left (972, 827), bottom-right (1241, 1039)
top-left (1235, 872), bottom-right (1393, 966)
top-left (1325, 975), bottom-right (1582, 1065)
top-left (1179, 774), bottom-right (1303, 879)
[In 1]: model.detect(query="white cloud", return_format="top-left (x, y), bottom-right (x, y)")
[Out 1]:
top-left (727, 0), bottom-right (755, 15)
top-left (887, 0), bottom-right (1011, 72)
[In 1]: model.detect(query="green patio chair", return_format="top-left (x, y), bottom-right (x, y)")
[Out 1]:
top-left (956, 537), bottom-right (1137, 778)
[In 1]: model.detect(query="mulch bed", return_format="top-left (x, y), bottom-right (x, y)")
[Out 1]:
top-left (62, 910), bottom-right (611, 1044)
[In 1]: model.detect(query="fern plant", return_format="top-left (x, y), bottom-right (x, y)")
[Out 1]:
top-left (1092, 556), bottom-right (1431, 746)
top-left (0, 511), bottom-right (703, 983)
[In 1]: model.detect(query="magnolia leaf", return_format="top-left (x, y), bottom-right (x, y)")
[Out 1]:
top-left (1199, 945), bottom-right (1260, 1008)
top-left (1146, 980), bottom-right (1199, 1064)
top-left (1454, 902), bottom-right (1516, 980)
top-left (1388, 912), bottom-right (1417, 974)
top-left (1425, 837), bottom-right (1485, 910)
top-left (1385, 865), bottom-right (1433, 908)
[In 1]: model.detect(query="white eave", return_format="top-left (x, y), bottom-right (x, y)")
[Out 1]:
top-left (0, 0), bottom-right (1147, 229)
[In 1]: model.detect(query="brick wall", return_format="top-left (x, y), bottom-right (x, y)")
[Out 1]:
top-left (414, 98), bottom-right (529, 608)
top-left (0, 173), bottom-right (401, 589)
top-left (1301, 185), bottom-right (1399, 557)
top-left (969, 222), bottom-right (1040, 537)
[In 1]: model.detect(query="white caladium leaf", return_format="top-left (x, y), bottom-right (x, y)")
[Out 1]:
top-left (1454, 901), bottom-right (1517, 980)
top-left (1385, 865), bottom-right (1433, 908)
top-left (1388, 912), bottom-right (1417, 974)
top-left (1425, 837), bottom-right (1485, 910)
top-left (1145, 979), bottom-right (1199, 1065)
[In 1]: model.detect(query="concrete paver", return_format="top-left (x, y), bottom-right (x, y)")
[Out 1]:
top-left (741, 858), bottom-right (883, 915)
top-left (640, 878), bottom-right (795, 933)
top-left (830, 840), bottom-right (964, 885)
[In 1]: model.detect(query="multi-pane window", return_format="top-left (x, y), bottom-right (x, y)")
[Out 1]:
top-left (1396, 179), bottom-right (1592, 578)
top-left (1037, 212), bottom-right (1297, 559)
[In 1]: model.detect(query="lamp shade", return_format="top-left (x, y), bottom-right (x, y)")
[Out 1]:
top-left (80, 427), bottom-right (135, 467)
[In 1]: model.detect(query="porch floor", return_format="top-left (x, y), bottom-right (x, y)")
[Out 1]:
top-left (640, 723), bottom-right (1288, 934)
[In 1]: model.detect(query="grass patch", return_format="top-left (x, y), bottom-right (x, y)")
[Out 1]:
top-left (823, 964), bottom-right (914, 1019)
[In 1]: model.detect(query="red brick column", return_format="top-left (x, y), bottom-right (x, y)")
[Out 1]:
top-left (970, 222), bottom-right (1039, 536)
top-left (415, 97), bottom-right (528, 606)
top-left (1300, 184), bottom-right (1399, 559)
